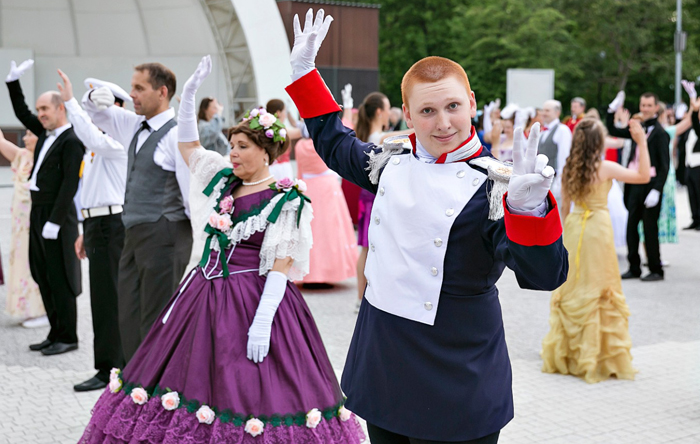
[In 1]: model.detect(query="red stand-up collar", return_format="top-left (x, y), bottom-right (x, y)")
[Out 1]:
top-left (410, 127), bottom-right (483, 164)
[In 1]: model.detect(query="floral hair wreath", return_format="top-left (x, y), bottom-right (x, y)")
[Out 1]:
top-left (241, 107), bottom-right (287, 142)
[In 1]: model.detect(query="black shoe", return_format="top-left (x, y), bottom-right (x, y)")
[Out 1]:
top-left (29, 339), bottom-right (53, 351)
top-left (683, 223), bottom-right (700, 230)
top-left (73, 375), bottom-right (108, 392)
top-left (641, 273), bottom-right (664, 282)
top-left (41, 342), bottom-right (78, 356)
top-left (621, 271), bottom-right (641, 279)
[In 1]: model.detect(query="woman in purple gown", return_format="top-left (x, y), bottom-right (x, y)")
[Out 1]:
top-left (80, 56), bottom-right (364, 443)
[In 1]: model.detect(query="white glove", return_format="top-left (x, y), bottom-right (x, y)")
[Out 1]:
top-left (675, 103), bottom-right (688, 120)
top-left (681, 80), bottom-right (697, 100)
top-left (178, 55), bottom-right (212, 143)
top-left (290, 8), bottom-right (334, 81)
top-left (644, 189), bottom-right (660, 208)
top-left (483, 99), bottom-right (500, 133)
top-left (247, 271), bottom-right (287, 364)
top-left (500, 103), bottom-right (519, 120)
top-left (341, 83), bottom-right (353, 109)
top-left (6, 59), bottom-right (34, 83)
top-left (507, 123), bottom-right (555, 211)
top-left (41, 221), bottom-right (60, 240)
top-left (90, 86), bottom-right (115, 111)
top-left (514, 106), bottom-right (535, 129)
top-left (608, 91), bottom-right (626, 113)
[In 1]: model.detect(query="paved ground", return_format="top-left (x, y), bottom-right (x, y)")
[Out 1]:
top-left (0, 172), bottom-right (698, 443)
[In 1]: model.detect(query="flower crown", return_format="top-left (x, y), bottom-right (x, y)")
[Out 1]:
top-left (241, 107), bottom-right (287, 142)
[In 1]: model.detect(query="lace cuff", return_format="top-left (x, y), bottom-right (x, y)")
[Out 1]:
top-left (259, 196), bottom-right (314, 281)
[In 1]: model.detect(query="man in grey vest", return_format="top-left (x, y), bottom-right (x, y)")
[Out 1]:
top-left (83, 63), bottom-right (192, 361)
top-left (539, 99), bottom-right (572, 208)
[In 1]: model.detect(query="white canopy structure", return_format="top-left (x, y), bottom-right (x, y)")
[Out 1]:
top-left (0, 0), bottom-right (293, 128)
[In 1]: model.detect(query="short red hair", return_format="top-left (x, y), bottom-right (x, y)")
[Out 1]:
top-left (401, 57), bottom-right (471, 108)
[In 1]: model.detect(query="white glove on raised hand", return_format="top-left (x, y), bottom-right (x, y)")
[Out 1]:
top-left (247, 271), bottom-right (287, 364)
top-left (608, 91), bottom-right (626, 113)
top-left (6, 59), bottom-right (34, 83)
top-left (178, 55), bottom-right (212, 143)
top-left (507, 123), bottom-right (555, 211)
top-left (514, 106), bottom-right (534, 130)
top-left (681, 80), bottom-right (697, 100)
top-left (290, 8), bottom-right (333, 81)
top-left (644, 189), bottom-right (660, 208)
top-left (341, 83), bottom-right (353, 109)
top-left (41, 221), bottom-right (60, 240)
top-left (675, 102), bottom-right (688, 120)
top-left (90, 86), bottom-right (115, 110)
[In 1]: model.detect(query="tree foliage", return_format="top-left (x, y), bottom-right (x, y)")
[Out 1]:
top-left (354, 0), bottom-right (699, 112)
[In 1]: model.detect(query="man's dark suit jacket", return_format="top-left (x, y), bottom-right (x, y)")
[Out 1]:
top-left (7, 79), bottom-right (84, 296)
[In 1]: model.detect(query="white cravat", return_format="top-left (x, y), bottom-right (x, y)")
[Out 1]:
top-left (28, 123), bottom-right (72, 191)
top-left (414, 138), bottom-right (437, 164)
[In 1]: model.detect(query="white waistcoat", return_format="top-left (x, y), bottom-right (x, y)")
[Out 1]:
top-left (363, 153), bottom-right (487, 325)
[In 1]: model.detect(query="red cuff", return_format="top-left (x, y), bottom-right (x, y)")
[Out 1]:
top-left (503, 191), bottom-right (562, 247)
top-left (285, 70), bottom-right (341, 119)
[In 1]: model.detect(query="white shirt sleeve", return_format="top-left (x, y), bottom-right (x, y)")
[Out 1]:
top-left (65, 98), bottom-right (126, 159)
top-left (81, 90), bottom-right (142, 148)
top-left (555, 125), bottom-right (572, 177)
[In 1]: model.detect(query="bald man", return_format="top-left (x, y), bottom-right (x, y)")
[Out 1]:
top-left (6, 60), bottom-right (84, 356)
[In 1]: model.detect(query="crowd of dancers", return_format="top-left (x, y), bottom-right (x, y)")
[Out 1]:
top-left (0, 7), bottom-right (698, 444)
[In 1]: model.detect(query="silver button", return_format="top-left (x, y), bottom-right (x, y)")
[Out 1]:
top-left (457, 170), bottom-right (466, 178)
top-left (434, 238), bottom-right (443, 247)
top-left (379, 187), bottom-right (385, 196)
top-left (445, 208), bottom-right (454, 217)
top-left (424, 302), bottom-right (433, 311)
top-left (371, 244), bottom-right (375, 252)
top-left (472, 178), bottom-right (480, 186)
top-left (392, 157), bottom-right (401, 165)
top-left (374, 216), bottom-right (380, 225)
top-left (430, 267), bottom-right (438, 276)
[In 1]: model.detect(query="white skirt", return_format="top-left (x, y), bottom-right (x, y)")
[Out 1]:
top-left (608, 179), bottom-right (628, 248)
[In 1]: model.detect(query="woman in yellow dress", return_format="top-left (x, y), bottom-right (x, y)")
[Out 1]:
top-left (0, 129), bottom-right (46, 326)
top-left (541, 117), bottom-right (650, 383)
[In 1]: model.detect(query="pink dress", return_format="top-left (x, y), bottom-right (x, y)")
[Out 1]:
top-left (295, 138), bottom-right (358, 283)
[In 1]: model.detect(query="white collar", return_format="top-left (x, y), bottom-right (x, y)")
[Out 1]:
top-left (414, 138), bottom-right (437, 164)
top-left (543, 119), bottom-right (560, 129)
top-left (144, 107), bottom-right (176, 131)
top-left (49, 122), bottom-right (72, 138)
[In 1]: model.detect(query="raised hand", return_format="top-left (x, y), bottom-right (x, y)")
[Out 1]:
top-left (608, 91), bottom-right (626, 113)
top-left (341, 83), bottom-right (353, 109)
top-left (681, 79), bottom-right (697, 100)
top-left (507, 123), bottom-right (555, 211)
top-left (90, 86), bottom-right (115, 110)
top-left (56, 69), bottom-right (74, 102)
top-left (6, 59), bottom-right (34, 83)
top-left (290, 8), bottom-right (333, 80)
top-left (628, 119), bottom-right (645, 144)
top-left (183, 55), bottom-right (212, 97)
top-left (179, 55), bottom-right (212, 144)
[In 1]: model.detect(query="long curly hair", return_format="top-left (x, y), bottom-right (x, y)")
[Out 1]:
top-left (562, 118), bottom-right (607, 203)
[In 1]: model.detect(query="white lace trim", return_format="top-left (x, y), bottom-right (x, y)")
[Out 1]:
top-left (206, 193), bottom-right (313, 281)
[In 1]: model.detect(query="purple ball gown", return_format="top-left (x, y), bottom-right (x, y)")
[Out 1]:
top-left (80, 153), bottom-right (365, 443)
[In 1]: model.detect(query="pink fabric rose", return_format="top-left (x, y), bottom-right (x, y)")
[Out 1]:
top-left (108, 378), bottom-right (122, 393)
top-left (276, 177), bottom-right (294, 191)
top-left (306, 408), bottom-right (322, 428)
top-left (339, 406), bottom-right (352, 422)
top-left (259, 112), bottom-right (277, 128)
top-left (109, 368), bottom-right (120, 382)
top-left (130, 387), bottom-right (148, 405)
top-left (215, 214), bottom-right (232, 231)
top-left (265, 129), bottom-right (275, 138)
top-left (196, 405), bottom-right (216, 424)
top-left (295, 179), bottom-right (307, 192)
top-left (209, 211), bottom-right (220, 227)
top-left (161, 392), bottom-right (180, 411)
top-left (250, 108), bottom-right (260, 117)
top-left (219, 195), bottom-right (234, 214)
top-left (245, 418), bottom-right (265, 437)
top-left (279, 128), bottom-right (287, 140)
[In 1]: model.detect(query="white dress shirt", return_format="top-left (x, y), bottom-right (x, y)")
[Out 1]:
top-left (65, 97), bottom-right (127, 209)
top-left (540, 119), bottom-right (572, 199)
top-left (28, 123), bottom-right (73, 191)
top-left (82, 91), bottom-right (190, 215)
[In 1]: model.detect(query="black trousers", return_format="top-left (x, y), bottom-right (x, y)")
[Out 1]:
top-left (625, 187), bottom-right (663, 275)
top-left (29, 204), bottom-right (79, 344)
top-left (686, 165), bottom-right (700, 226)
top-left (83, 213), bottom-right (125, 380)
top-left (118, 217), bottom-right (192, 362)
top-left (367, 423), bottom-right (499, 444)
